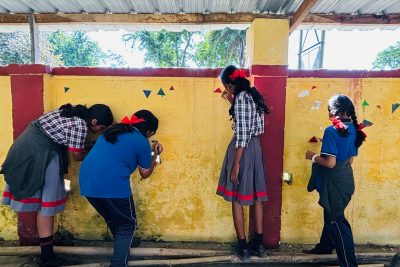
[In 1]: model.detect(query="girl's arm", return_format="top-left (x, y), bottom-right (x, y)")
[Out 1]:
top-left (231, 148), bottom-right (244, 185)
top-left (139, 142), bottom-right (163, 179)
top-left (138, 156), bottom-right (158, 179)
top-left (305, 150), bottom-right (336, 168)
top-left (71, 151), bottom-right (87, 161)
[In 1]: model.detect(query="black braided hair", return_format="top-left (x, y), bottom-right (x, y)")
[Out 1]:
top-left (220, 65), bottom-right (270, 118)
top-left (328, 94), bottom-right (365, 147)
top-left (59, 103), bottom-right (113, 126)
top-left (104, 110), bottom-right (158, 144)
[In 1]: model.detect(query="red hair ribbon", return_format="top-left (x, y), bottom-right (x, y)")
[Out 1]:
top-left (229, 69), bottom-right (248, 81)
top-left (121, 114), bottom-right (145, 126)
top-left (330, 117), bottom-right (346, 130)
top-left (358, 123), bottom-right (367, 138)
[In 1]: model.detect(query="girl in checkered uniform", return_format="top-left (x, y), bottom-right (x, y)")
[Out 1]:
top-left (1, 103), bottom-right (113, 265)
top-left (216, 65), bottom-right (269, 262)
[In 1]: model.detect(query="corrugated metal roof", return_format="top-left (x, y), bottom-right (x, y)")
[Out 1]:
top-left (0, 0), bottom-right (399, 31)
top-left (0, 0), bottom-right (398, 15)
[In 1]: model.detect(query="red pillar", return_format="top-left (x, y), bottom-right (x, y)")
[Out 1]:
top-left (250, 65), bottom-right (287, 248)
top-left (8, 64), bottom-right (49, 245)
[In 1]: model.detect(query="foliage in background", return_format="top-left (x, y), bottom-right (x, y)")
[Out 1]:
top-left (0, 31), bottom-right (125, 67)
top-left (195, 29), bottom-right (246, 67)
top-left (0, 32), bottom-right (62, 66)
top-left (1, 29), bottom-right (246, 68)
top-left (49, 31), bottom-right (126, 67)
top-left (123, 30), bottom-right (196, 67)
top-left (373, 42), bottom-right (400, 70)
top-left (124, 28), bottom-right (246, 68)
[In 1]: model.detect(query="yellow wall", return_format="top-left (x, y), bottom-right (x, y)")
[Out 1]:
top-left (43, 75), bottom-right (238, 241)
top-left (0, 76), bottom-right (17, 239)
top-left (282, 77), bottom-right (400, 245)
top-left (246, 18), bottom-right (289, 66)
top-left (1, 74), bottom-right (399, 245)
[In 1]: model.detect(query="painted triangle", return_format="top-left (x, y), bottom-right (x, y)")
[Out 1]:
top-left (64, 87), bottom-right (70, 93)
top-left (169, 86), bottom-right (175, 91)
top-left (214, 88), bottom-right (222, 93)
top-left (362, 100), bottom-right (369, 107)
top-left (308, 136), bottom-right (319, 143)
top-left (143, 90), bottom-right (151, 98)
top-left (362, 119), bottom-right (373, 127)
top-left (392, 103), bottom-right (400, 113)
top-left (158, 88), bottom-right (166, 96)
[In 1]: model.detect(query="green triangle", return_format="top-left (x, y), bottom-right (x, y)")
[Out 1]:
top-left (362, 100), bottom-right (369, 107)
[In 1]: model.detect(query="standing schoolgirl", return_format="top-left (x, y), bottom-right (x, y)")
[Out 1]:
top-left (216, 65), bottom-right (269, 262)
top-left (79, 110), bottom-right (163, 267)
top-left (1, 103), bottom-right (113, 265)
top-left (305, 94), bottom-right (366, 267)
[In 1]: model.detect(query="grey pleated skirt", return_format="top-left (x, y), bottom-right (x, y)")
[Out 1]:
top-left (216, 136), bottom-right (268, 206)
top-left (2, 154), bottom-right (67, 216)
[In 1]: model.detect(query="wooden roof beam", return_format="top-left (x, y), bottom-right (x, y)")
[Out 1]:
top-left (0, 13), bottom-right (286, 24)
top-left (290, 0), bottom-right (318, 34)
top-left (302, 13), bottom-right (400, 25)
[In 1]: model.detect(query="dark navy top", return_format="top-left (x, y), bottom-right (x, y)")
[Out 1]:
top-left (79, 130), bottom-right (152, 198)
top-left (315, 123), bottom-right (358, 192)
top-left (321, 123), bottom-right (358, 161)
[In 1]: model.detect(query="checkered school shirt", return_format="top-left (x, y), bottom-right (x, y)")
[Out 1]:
top-left (38, 109), bottom-right (88, 152)
top-left (234, 91), bottom-right (264, 148)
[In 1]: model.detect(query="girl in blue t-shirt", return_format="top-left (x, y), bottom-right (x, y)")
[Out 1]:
top-left (79, 110), bottom-right (163, 267)
top-left (304, 94), bottom-right (366, 267)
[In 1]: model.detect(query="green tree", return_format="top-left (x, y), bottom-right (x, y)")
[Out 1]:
top-left (0, 32), bottom-right (62, 66)
top-left (373, 42), bottom-right (400, 70)
top-left (123, 30), bottom-right (196, 67)
top-left (49, 31), bottom-right (125, 67)
top-left (195, 29), bottom-right (246, 67)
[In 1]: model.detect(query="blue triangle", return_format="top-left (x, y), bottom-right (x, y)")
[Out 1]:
top-left (362, 119), bottom-right (373, 127)
top-left (143, 90), bottom-right (151, 98)
top-left (158, 88), bottom-right (165, 97)
top-left (392, 103), bottom-right (400, 113)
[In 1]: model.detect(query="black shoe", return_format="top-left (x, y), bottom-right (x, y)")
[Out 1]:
top-left (235, 245), bottom-right (251, 263)
top-left (302, 247), bottom-right (333, 255)
top-left (248, 241), bottom-right (267, 257)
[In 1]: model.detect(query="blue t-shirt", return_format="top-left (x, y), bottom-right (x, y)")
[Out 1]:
top-left (320, 123), bottom-right (358, 161)
top-left (316, 123), bottom-right (358, 192)
top-left (79, 130), bottom-right (152, 198)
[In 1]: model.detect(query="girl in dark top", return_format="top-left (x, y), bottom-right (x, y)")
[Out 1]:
top-left (216, 65), bottom-right (269, 262)
top-left (1, 103), bottom-right (113, 266)
top-left (304, 94), bottom-right (366, 267)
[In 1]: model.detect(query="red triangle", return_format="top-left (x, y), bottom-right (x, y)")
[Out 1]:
top-left (308, 136), bottom-right (319, 143)
top-left (214, 88), bottom-right (222, 93)
top-left (311, 85), bottom-right (317, 90)
top-left (169, 86), bottom-right (175, 91)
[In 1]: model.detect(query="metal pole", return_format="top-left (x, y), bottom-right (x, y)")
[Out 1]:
top-left (29, 14), bottom-right (40, 64)
top-left (319, 30), bottom-right (326, 69)
top-left (297, 30), bottom-right (303, 69)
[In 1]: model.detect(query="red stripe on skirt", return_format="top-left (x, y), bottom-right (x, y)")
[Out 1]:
top-left (217, 185), bottom-right (267, 201)
top-left (68, 147), bottom-right (83, 152)
top-left (3, 191), bottom-right (66, 207)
